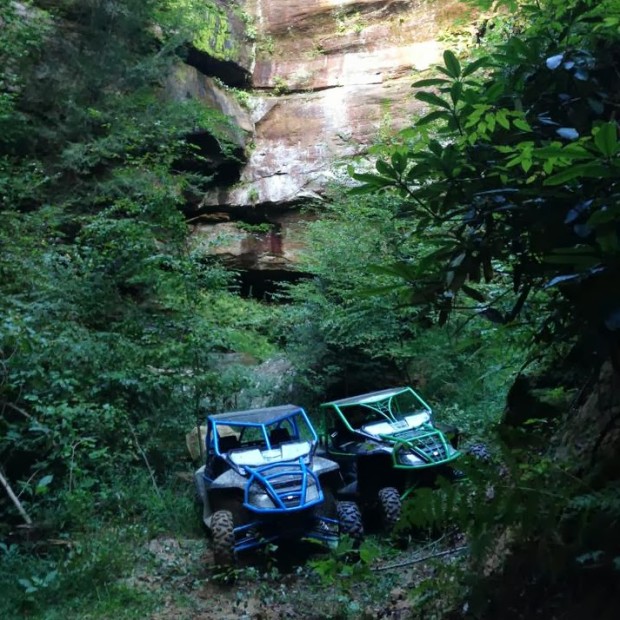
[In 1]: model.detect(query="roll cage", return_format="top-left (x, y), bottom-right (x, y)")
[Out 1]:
top-left (206, 404), bottom-right (319, 476)
top-left (321, 387), bottom-right (460, 471)
top-left (321, 386), bottom-right (433, 438)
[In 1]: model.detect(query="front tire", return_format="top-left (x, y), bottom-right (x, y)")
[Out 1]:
top-left (378, 486), bottom-right (401, 531)
top-left (212, 510), bottom-right (235, 567)
top-left (337, 501), bottom-right (364, 544)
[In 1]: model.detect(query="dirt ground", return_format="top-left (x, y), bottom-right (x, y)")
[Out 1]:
top-left (136, 535), bottom-right (465, 620)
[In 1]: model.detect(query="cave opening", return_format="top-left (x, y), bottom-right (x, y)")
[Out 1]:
top-left (235, 269), bottom-right (310, 301)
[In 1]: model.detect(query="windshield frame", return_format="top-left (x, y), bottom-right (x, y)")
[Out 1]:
top-left (207, 407), bottom-right (318, 458)
top-left (322, 386), bottom-right (433, 432)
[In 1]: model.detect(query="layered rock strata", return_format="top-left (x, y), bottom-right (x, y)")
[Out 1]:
top-left (185, 0), bottom-right (468, 276)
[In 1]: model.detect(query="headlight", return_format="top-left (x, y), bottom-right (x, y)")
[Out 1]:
top-left (250, 492), bottom-right (276, 509)
top-left (248, 482), bottom-right (320, 510)
top-left (397, 449), bottom-right (423, 466)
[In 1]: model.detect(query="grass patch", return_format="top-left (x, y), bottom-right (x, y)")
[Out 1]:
top-left (28, 584), bottom-right (160, 620)
top-left (0, 473), bottom-right (205, 619)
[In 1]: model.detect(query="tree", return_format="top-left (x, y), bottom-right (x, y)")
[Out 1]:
top-left (0, 0), bottom-right (261, 530)
top-left (342, 2), bottom-right (620, 613)
top-left (349, 0), bottom-right (620, 364)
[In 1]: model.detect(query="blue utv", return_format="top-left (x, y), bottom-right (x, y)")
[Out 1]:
top-left (193, 404), bottom-right (363, 566)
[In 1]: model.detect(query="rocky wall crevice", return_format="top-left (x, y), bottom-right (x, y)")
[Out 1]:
top-left (182, 0), bottom-right (255, 87)
top-left (184, 0), bottom-right (472, 280)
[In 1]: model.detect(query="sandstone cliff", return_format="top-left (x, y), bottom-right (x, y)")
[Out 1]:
top-left (183, 0), bottom-right (470, 281)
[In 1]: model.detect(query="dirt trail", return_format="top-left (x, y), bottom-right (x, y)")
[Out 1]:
top-left (134, 535), bottom-right (464, 619)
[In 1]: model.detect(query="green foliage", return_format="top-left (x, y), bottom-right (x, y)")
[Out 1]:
top-left (398, 446), bottom-right (620, 616)
top-left (327, 2), bottom-right (620, 612)
top-left (2, 0), bottom-right (618, 616)
top-left (0, 466), bottom-right (203, 616)
top-left (309, 536), bottom-right (380, 584)
top-left (0, 19), bottom-right (279, 618)
top-left (281, 193), bottom-right (420, 402)
top-left (255, 33), bottom-right (275, 58)
top-left (157, 0), bottom-right (243, 62)
top-left (0, 0), bottom-right (277, 541)
top-left (272, 75), bottom-right (290, 95)
top-left (0, 524), bottom-right (158, 618)
top-left (283, 191), bottom-right (530, 437)
top-left (349, 0), bottom-right (620, 356)
top-left (305, 537), bottom-right (394, 618)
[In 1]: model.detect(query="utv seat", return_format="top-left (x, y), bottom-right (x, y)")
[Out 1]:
top-left (218, 434), bottom-right (241, 453)
top-left (269, 427), bottom-right (291, 446)
top-left (329, 417), bottom-right (357, 450)
top-left (209, 434), bottom-right (241, 479)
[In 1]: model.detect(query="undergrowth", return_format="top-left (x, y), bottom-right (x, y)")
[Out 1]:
top-left (396, 430), bottom-right (620, 618)
top-left (0, 475), bottom-right (199, 618)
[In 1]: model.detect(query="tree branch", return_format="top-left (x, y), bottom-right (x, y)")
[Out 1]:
top-left (1, 401), bottom-right (33, 419)
top-left (373, 545), bottom-right (468, 571)
top-left (0, 469), bottom-right (33, 526)
top-left (128, 422), bottom-right (162, 498)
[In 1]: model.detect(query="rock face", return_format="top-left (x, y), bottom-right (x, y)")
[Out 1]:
top-left (556, 362), bottom-right (620, 480)
top-left (188, 0), bottom-right (470, 277)
top-left (192, 211), bottom-right (309, 271)
top-left (169, 64), bottom-right (253, 128)
top-left (184, 0), bottom-right (255, 86)
top-left (166, 63), bottom-right (254, 145)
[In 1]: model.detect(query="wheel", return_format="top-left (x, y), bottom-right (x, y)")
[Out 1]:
top-left (211, 510), bottom-right (235, 567)
top-left (466, 442), bottom-right (492, 463)
top-left (337, 501), bottom-right (364, 544)
top-left (378, 487), bottom-right (401, 531)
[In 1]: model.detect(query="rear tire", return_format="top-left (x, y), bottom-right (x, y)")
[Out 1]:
top-left (378, 487), bottom-right (401, 531)
top-left (337, 501), bottom-right (364, 544)
top-left (212, 510), bottom-right (235, 567)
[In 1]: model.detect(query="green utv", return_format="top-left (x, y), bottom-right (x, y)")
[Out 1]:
top-left (320, 387), bottom-right (461, 530)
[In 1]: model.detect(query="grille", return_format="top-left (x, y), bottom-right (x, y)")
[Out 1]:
top-left (246, 460), bottom-right (320, 511)
top-left (281, 494), bottom-right (301, 507)
top-left (272, 477), bottom-right (302, 491)
top-left (399, 430), bottom-right (447, 463)
top-left (267, 467), bottom-right (303, 493)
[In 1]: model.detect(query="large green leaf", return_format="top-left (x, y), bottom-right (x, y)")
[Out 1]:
top-left (416, 110), bottom-right (452, 126)
top-left (544, 162), bottom-right (611, 185)
top-left (350, 171), bottom-right (395, 186)
top-left (594, 122), bottom-right (618, 157)
top-left (415, 91), bottom-right (452, 110)
top-left (461, 284), bottom-right (486, 302)
top-left (412, 78), bottom-right (451, 87)
top-left (450, 81), bottom-right (463, 105)
top-left (443, 50), bottom-right (461, 78)
top-left (461, 56), bottom-right (490, 78)
top-left (367, 262), bottom-right (419, 281)
top-left (587, 204), bottom-right (620, 226)
top-left (376, 159), bottom-right (396, 179)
